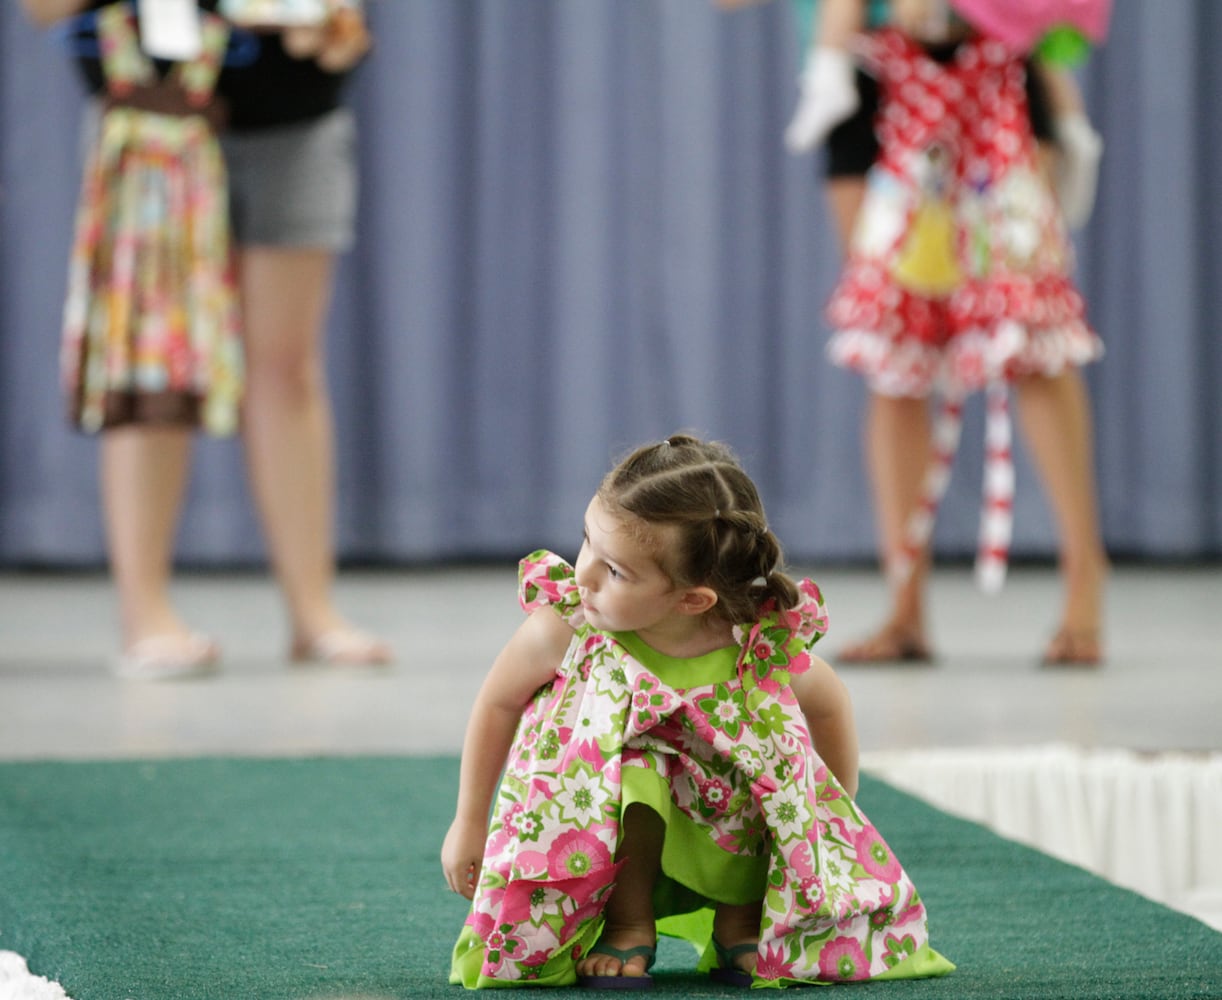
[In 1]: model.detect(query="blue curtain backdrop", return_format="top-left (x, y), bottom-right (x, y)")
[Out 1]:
top-left (0, 0), bottom-right (1218, 567)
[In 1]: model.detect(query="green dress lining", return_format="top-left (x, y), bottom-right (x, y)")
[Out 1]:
top-left (611, 631), bottom-right (769, 912)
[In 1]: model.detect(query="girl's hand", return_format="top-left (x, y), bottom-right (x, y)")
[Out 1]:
top-left (314, 3), bottom-right (371, 72)
top-left (441, 816), bottom-right (487, 900)
top-left (282, 1), bottom-right (371, 72)
top-left (441, 606), bottom-right (572, 901)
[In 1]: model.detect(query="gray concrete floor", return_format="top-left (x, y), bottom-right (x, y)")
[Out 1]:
top-left (1, 561), bottom-right (1218, 760)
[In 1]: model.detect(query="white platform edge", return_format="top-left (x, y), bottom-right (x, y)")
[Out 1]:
top-left (862, 743), bottom-right (1222, 932)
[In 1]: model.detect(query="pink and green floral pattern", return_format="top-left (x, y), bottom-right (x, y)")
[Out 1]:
top-left (450, 551), bottom-right (953, 988)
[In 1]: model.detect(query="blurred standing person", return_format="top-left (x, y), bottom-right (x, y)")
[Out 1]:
top-left (22, 0), bottom-right (390, 678)
top-left (717, 0), bottom-right (1109, 666)
top-left (822, 0), bottom-right (1110, 666)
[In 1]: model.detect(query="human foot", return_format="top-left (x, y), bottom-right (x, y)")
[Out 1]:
top-left (290, 624), bottom-right (392, 667)
top-left (837, 624), bottom-right (932, 665)
top-left (710, 937), bottom-right (757, 987)
top-left (575, 932), bottom-right (656, 988)
top-left (114, 632), bottom-right (219, 680)
top-left (1041, 627), bottom-right (1102, 667)
top-left (1044, 555), bottom-right (1106, 666)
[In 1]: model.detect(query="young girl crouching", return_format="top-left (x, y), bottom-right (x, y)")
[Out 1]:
top-left (441, 434), bottom-right (953, 988)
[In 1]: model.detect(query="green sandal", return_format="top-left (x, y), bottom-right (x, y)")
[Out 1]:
top-left (710, 938), bottom-right (756, 988)
top-left (576, 942), bottom-right (656, 990)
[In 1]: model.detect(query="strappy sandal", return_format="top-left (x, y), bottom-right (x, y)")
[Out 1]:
top-left (576, 942), bottom-right (656, 990)
top-left (1041, 628), bottom-right (1102, 668)
top-left (709, 938), bottom-right (756, 988)
top-left (836, 625), bottom-right (933, 665)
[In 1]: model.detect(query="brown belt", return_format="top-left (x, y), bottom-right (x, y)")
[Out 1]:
top-left (104, 79), bottom-right (229, 132)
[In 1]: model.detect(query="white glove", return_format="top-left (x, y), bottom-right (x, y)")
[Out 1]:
top-left (1052, 112), bottom-right (1104, 230)
top-left (784, 47), bottom-right (860, 154)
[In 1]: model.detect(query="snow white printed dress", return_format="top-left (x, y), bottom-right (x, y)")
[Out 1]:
top-left (827, 29), bottom-right (1102, 398)
top-left (449, 551), bottom-right (954, 988)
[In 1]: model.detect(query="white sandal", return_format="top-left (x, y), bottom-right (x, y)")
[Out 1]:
top-left (290, 627), bottom-right (392, 667)
top-left (114, 633), bottom-right (220, 681)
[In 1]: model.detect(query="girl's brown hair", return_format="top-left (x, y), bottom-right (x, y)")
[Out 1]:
top-left (597, 433), bottom-right (801, 624)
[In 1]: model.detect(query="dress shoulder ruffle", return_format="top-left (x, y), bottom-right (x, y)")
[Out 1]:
top-left (518, 549), bottom-right (584, 625)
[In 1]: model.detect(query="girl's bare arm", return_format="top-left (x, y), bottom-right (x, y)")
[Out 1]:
top-left (440, 606), bottom-right (574, 898)
top-left (791, 654), bottom-right (860, 797)
top-left (816, 0), bottom-right (866, 50)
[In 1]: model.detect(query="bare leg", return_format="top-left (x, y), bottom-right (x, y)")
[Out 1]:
top-left (574, 804), bottom-right (662, 981)
top-left (101, 426), bottom-right (217, 662)
top-left (1013, 370), bottom-right (1108, 661)
top-left (839, 393), bottom-right (934, 660)
top-left (825, 176), bottom-right (865, 254)
top-left (712, 898), bottom-right (764, 976)
top-left (869, 394), bottom-right (933, 626)
top-left (827, 177), bottom-right (935, 660)
top-left (237, 246), bottom-right (389, 664)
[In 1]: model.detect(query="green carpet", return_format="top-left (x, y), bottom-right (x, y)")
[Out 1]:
top-left (0, 757), bottom-right (1218, 999)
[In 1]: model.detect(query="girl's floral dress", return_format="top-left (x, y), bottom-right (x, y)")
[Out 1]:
top-left (826, 28), bottom-right (1102, 399)
top-left (450, 551), bottom-right (954, 988)
top-left (61, 3), bottom-right (242, 435)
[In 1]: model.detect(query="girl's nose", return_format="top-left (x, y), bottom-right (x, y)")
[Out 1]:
top-left (573, 545), bottom-right (592, 588)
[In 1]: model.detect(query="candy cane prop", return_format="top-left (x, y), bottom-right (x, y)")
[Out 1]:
top-left (976, 382), bottom-right (1014, 592)
top-left (889, 382), bottom-right (1015, 593)
top-left (889, 395), bottom-right (964, 590)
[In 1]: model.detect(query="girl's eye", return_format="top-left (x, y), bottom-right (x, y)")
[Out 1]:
top-left (606, 564), bottom-right (622, 580)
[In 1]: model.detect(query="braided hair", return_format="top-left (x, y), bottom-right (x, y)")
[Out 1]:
top-left (597, 433), bottom-right (801, 624)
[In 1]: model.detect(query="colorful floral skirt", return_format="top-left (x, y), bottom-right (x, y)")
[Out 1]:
top-left (61, 106), bottom-right (243, 435)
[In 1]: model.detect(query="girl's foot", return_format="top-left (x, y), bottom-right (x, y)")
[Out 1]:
top-left (290, 623), bottom-right (392, 667)
top-left (711, 900), bottom-right (761, 986)
top-left (1045, 554), bottom-right (1107, 666)
top-left (710, 937), bottom-right (757, 987)
top-left (114, 631), bottom-right (219, 681)
top-left (837, 623), bottom-right (932, 665)
top-left (575, 927), bottom-right (656, 986)
top-left (1042, 628), bottom-right (1101, 667)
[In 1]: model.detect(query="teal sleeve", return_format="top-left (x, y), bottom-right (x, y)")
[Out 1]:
top-left (790, 0), bottom-right (817, 51)
top-left (791, 0), bottom-right (891, 54)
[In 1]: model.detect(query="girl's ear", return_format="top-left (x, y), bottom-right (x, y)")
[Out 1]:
top-left (677, 586), bottom-right (719, 616)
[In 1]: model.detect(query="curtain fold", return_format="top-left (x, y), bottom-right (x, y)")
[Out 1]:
top-left (1, 0), bottom-right (1218, 566)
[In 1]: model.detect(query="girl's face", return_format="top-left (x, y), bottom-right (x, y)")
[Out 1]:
top-left (573, 497), bottom-right (689, 634)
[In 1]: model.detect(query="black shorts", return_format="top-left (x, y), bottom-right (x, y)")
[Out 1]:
top-left (825, 55), bottom-right (1054, 179)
